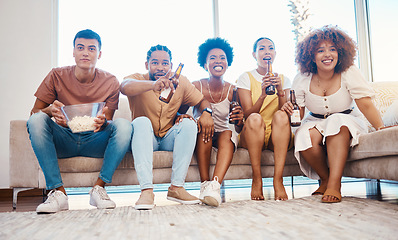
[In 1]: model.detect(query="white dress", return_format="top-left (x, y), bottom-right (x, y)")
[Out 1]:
top-left (292, 65), bottom-right (375, 179)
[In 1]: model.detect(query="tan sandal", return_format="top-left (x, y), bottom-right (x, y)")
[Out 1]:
top-left (321, 189), bottom-right (342, 203)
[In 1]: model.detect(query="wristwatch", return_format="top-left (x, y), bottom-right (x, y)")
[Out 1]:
top-left (202, 107), bottom-right (213, 116)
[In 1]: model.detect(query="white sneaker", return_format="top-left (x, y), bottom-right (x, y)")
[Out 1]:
top-left (199, 180), bottom-right (210, 200)
top-left (36, 190), bottom-right (69, 214)
top-left (201, 176), bottom-right (222, 207)
top-left (89, 185), bottom-right (116, 209)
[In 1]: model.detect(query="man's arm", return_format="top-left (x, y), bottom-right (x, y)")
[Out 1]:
top-left (120, 79), bottom-right (156, 97)
top-left (30, 98), bottom-right (68, 127)
top-left (120, 73), bottom-right (174, 97)
top-left (30, 98), bottom-right (51, 116)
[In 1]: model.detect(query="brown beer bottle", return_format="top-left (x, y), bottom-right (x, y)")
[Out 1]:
top-left (290, 90), bottom-right (301, 127)
top-left (229, 87), bottom-right (240, 125)
top-left (265, 60), bottom-right (276, 95)
top-left (159, 63), bottom-right (184, 103)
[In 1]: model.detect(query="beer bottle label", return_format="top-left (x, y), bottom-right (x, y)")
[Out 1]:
top-left (291, 110), bottom-right (301, 123)
top-left (160, 88), bottom-right (172, 100)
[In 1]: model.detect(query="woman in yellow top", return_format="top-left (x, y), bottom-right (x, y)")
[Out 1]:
top-left (237, 37), bottom-right (293, 201)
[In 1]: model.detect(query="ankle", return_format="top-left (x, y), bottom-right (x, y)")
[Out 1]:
top-left (169, 185), bottom-right (183, 191)
top-left (142, 188), bottom-right (154, 194)
top-left (273, 177), bottom-right (284, 184)
top-left (56, 187), bottom-right (67, 195)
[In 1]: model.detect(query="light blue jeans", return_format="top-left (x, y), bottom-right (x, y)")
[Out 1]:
top-left (131, 116), bottom-right (197, 190)
top-left (27, 112), bottom-right (132, 190)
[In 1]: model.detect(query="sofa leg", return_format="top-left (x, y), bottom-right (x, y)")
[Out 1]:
top-left (12, 187), bottom-right (34, 209)
top-left (291, 176), bottom-right (295, 198)
top-left (220, 181), bottom-right (226, 203)
top-left (366, 179), bottom-right (381, 200)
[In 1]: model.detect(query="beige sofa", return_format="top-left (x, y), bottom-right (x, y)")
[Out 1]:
top-left (9, 82), bottom-right (398, 208)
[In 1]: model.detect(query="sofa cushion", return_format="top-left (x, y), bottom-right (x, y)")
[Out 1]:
top-left (382, 100), bottom-right (398, 127)
top-left (371, 82), bottom-right (398, 116)
top-left (361, 82), bottom-right (398, 132)
top-left (348, 126), bottom-right (398, 161)
top-left (58, 151), bottom-right (195, 173)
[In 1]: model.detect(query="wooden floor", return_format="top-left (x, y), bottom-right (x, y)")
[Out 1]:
top-left (1, 177), bottom-right (397, 212)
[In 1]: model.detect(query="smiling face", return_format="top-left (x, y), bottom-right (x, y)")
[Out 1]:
top-left (314, 41), bottom-right (339, 73)
top-left (253, 38), bottom-right (276, 71)
top-left (145, 50), bottom-right (172, 80)
top-left (73, 38), bottom-right (101, 70)
top-left (204, 48), bottom-right (228, 78)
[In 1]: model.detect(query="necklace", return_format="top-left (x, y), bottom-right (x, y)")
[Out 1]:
top-left (207, 80), bottom-right (226, 103)
top-left (315, 75), bottom-right (328, 96)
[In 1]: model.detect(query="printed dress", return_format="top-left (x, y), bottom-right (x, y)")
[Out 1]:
top-left (292, 65), bottom-right (375, 179)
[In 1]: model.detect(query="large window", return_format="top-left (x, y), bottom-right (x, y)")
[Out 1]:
top-left (59, 0), bottom-right (395, 84)
top-left (368, 0), bottom-right (398, 82)
top-left (218, 0), bottom-right (357, 83)
top-left (59, 0), bottom-right (213, 82)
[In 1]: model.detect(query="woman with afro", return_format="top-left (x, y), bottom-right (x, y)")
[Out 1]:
top-left (192, 38), bottom-right (244, 207)
top-left (289, 25), bottom-right (384, 203)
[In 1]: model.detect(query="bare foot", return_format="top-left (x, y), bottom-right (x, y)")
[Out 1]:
top-left (273, 178), bottom-right (288, 201)
top-left (321, 194), bottom-right (340, 202)
top-left (251, 178), bottom-right (264, 200)
top-left (312, 181), bottom-right (328, 196)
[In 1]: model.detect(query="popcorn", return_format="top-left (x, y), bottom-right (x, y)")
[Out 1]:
top-left (68, 115), bottom-right (96, 133)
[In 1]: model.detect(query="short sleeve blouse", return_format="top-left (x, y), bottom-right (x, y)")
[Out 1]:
top-left (292, 65), bottom-right (375, 109)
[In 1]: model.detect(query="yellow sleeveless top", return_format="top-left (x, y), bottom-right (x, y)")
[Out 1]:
top-left (247, 72), bottom-right (284, 145)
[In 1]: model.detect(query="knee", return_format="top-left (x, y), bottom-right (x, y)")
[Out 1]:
top-left (27, 112), bottom-right (50, 131)
top-left (179, 118), bottom-right (198, 133)
top-left (272, 110), bottom-right (290, 127)
top-left (132, 116), bottom-right (152, 129)
top-left (245, 113), bottom-right (264, 130)
top-left (111, 118), bottom-right (133, 136)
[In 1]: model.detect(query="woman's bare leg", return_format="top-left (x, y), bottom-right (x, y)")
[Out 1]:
top-left (195, 132), bottom-right (213, 182)
top-left (300, 128), bottom-right (329, 194)
top-left (269, 110), bottom-right (291, 200)
top-left (213, 130), bottom-right (234, 183)
top-left (240, 113), bottom-right (266, 200)
top-left (323, 126), bottom-right (351, 202)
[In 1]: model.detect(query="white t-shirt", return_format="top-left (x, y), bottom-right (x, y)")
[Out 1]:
top-left (236, 69), bottom-right (292, 91)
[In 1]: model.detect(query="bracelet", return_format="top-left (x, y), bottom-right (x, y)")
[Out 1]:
top-left (376, 125), bottom-right (385, 131)
top-left (276, 91), bottom-right (285, 97)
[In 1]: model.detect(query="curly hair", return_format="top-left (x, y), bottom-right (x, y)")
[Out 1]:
top-left (295, 25), bottom-right (357, 74)
top-left (197, 38), bottom-right (234, 68)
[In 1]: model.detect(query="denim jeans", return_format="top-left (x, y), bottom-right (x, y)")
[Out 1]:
top-left (131, 116), bottom-right (197, 190)
top-left (27, 112), bottom-right (132, 190)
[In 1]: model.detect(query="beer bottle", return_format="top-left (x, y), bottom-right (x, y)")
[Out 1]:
top-left (159, 63), bottom-right (184, 103)
top-left (229, 87), bottom-right (240, 125)
top-left (265, 60), bottom-right (276, 95)
top-left (290, 90), bottom-right (301, 127)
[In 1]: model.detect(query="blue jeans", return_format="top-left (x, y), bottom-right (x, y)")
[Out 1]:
top-left (131, 116), bottom-right (197, 190)
top-left (27, 112), bottom-right (132, 190)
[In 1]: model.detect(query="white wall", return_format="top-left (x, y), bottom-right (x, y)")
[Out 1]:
top-left (0, 0), bottom-right (57, 188)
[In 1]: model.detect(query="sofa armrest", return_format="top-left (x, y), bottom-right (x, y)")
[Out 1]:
top-left (9, 120), bottom-right (40, 188)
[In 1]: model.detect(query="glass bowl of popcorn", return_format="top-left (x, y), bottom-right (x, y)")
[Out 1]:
top-left (61, 102), bottom-right (105, 133)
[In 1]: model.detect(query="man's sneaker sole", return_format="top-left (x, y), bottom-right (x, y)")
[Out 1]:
top-left (201, 196), bottom-right (220, 207)
top-left (134, 204), bottom-right (155, 210)
top-left (89, 199), bottom-right (116, 209)
top-left (166, 196), bottom-right (201, 205)
top-left (36, 207), bottom-right (68, 214)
